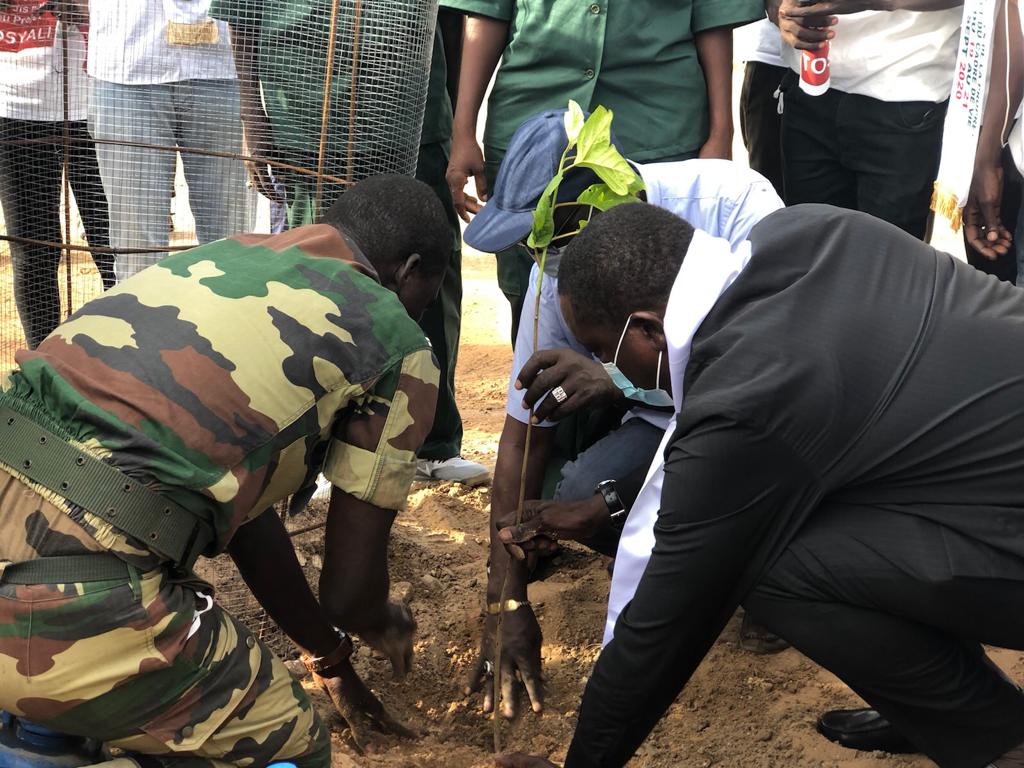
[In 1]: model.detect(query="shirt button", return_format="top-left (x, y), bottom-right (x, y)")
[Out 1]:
top-left (584, 68), bottom-right (595, 80)
top-left (589, 3), bottom-right (601, 12)
top-left (245, 635), bottom-right (256, 649)
top-left (179, 725), bottom-right (194, 741)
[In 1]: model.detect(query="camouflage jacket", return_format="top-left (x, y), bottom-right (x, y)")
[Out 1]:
top-left (0, 225), bottom-right (439, 569)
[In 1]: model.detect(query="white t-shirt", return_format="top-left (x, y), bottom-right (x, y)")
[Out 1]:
top-left (734, 18), bottom-right (785, 69)
top-left (783, 9), bottom-right (962, 103)
top-left (505, 159), bottom-right (785, 430)
top-left (0, 3), bottom-right (88, 121)
top-left (88, 0), bottom-right (236, 85)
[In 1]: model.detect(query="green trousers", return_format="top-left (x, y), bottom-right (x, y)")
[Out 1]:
top-left (415, 140), bottom-right (463, 460)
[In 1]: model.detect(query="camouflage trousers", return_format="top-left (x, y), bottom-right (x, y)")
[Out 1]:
top-left (0, 566), bottom-right (330, 767)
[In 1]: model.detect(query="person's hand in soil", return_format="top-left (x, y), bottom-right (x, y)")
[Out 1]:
top-left (313, 658), bottom-right (420, 754)
top-left (497, 495), bottom-right (609, 558)
top-left (495, 754), bottom-right (560, 768)
top-left (357, 600), bottom-right (416, 680)
top-left (515, 348), bottom-right (623, 424)
top-left (465, 605), bottom-right (544, 717)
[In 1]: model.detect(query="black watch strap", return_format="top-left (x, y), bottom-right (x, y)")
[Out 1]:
top-left (596, 479), bottom-right (625, 520)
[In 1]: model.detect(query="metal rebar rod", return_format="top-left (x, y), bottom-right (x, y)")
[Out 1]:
top-left (0, 136), bottom-right (354, 186)
top-left (315, 0), bottom-right (343, 215)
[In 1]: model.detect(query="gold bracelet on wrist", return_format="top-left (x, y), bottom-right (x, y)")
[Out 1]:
top-left (487, 599), bottom-right (530, 615)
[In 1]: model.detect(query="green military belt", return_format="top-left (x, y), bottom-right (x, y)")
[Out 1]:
top-left (0, 401), bottom-right (214, 573)
top-left (0, 553), bottom-right (131, 584)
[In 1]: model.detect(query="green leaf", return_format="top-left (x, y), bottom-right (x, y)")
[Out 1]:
top-left (563, 100), bottom-right (586, 146)
top-left (575, 105), bottom-right (615, 165)
top-left (527, 172), bottom-right (562, 252)
top-left (576, 144), bottom-right (635, 195)
top-left (576, 183), bottom-right (643, 212)
top-left (626, 171), bottom-right (646, 196)
top-left (570, 104), bottom-right (645, 196)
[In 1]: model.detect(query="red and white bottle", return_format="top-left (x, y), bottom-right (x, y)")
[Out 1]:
top-left (799, 42), bottom-right (830, 96)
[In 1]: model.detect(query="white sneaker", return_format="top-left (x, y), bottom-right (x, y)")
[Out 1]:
top-left (415, 457), bottom-right (491, 486)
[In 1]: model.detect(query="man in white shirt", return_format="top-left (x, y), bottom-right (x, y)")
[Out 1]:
top-left (86, 0), bottom-right (247, 279)
top-left (770, 0), bottom-right (963, 239)
top-left (458, 110), bottom-right (784, 719)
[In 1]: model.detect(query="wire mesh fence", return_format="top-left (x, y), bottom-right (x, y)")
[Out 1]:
top-left (195, 504), bottom-right (330, 660)
top-left (1, 0), bottom-right (437, 365)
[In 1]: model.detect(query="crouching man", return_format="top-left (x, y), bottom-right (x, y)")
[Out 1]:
top-left (500, 202), bottom-right (1024, 768)
top-left (0, 175), bottom-right (449, 767)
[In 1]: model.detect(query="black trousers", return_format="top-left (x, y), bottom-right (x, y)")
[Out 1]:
top-left (415, 139), bottom-right (464, 460)
top-left (0, 119), bottom-right (113, 348)
top-left (780, 71), bottom-right (947, 240)
top-left (745, 503), bottom-right (1024, 768)
top-left (740, 61), bottom-right (787, 198)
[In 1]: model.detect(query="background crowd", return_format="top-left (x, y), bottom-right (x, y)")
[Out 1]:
top-left (3, 0), bottom-right (1012, 488)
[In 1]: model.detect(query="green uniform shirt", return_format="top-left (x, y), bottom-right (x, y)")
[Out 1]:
top-left (441, 0), bottom-right (763, 161)
top-left (210, 0), bottom-right (452, 152)
top-left (0, 225), bottom-right (439, 570)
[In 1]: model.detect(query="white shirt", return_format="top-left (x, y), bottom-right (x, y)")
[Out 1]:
top-left (604, 230), bottom-right (753, 645)
top-left (88, 0), bottom-right (236, 85)
top-left (0, 5), bottom-right (88, 121)
top-left (505, 159), bottom-right (784, 429)
top-left (734, 18), bottom-right (785, 69)
top-left (782, 9), bottom-right (962, 103)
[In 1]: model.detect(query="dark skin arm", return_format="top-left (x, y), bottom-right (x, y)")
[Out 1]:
top-left (769, 0), bottom-right (963, 50)
top-left (965, 0), bottom-right (1022, 258)
top-left (695, 26), bottom-right (735, 160)
top-left (447, 13), bottom-right (508, 221)
top-left (465, 415), bottom-right (551, 718)
top-left (228, 506), bottom-right (340, 658)
top-left (228, 493), bottom-right (417, 753)
top-left (225, 14), bottom-right (284, 203)
top-left (320, 487), bottom-right (415, 676)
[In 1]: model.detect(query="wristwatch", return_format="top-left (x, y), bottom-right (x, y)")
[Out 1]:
top-left (596, 479), bottom-right (626, 520)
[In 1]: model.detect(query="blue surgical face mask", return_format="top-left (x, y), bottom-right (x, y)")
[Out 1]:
top-left (601, 314), bottom-right (674, 409)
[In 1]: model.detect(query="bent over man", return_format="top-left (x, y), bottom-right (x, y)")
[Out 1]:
top-left (0, 175), bottom-right (449, 767)
top-left (502, 202), bottom-right (1024, 768)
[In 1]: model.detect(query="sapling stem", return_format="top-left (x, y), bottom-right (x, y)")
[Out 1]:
top-left (488, 101), bottom-right (638, 753)
top-left (491, 132), bottom-right (575, 753)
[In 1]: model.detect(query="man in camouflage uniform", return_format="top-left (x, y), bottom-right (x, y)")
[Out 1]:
top-left (0, 175), bottom-right (450, 767)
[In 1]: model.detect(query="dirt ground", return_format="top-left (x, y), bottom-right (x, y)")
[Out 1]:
top-left (223, 251), bottom-right (1019, 768)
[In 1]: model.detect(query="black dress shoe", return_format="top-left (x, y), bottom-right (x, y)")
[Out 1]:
top-left (816, 708), bottom-right (917, 753)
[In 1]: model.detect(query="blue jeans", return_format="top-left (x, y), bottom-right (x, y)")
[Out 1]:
top-left (88, 79), bottom-right (248, 280)
top-left (554, 417), bottom-right (664, 558)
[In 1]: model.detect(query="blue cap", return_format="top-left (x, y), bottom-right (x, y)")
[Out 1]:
top-left (464, 109), bottom-right (622, 253)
